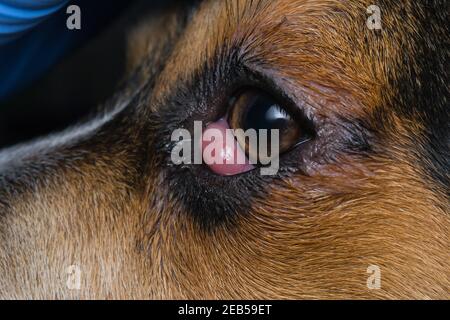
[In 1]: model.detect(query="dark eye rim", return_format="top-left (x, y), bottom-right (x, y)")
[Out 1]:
top-left (152, 59), bottom-right (321, 229)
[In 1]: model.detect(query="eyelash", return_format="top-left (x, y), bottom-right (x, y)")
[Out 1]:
top-left (151, 52), bottom-right (319, 229)
top-left (239, 66), bottom-right (314, 124)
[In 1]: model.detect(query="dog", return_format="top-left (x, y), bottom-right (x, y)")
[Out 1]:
top-left (0, 0), bottom-right (448, 299)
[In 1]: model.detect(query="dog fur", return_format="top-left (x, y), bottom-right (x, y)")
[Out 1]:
top-left (0, 0), bottom-right (448, 299)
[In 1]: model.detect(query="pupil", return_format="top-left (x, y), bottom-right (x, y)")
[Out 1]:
top-left (243, 94), bottom-right (290, 132)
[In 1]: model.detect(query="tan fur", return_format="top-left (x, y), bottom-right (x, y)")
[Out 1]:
top-left (0, 0), bottom-right (448, 299)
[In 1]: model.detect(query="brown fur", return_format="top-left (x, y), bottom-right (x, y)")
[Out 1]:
top-left (0, 0), bottom-right (448, 299)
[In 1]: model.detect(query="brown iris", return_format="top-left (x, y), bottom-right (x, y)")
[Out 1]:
top-left (228, 89), bottom-right (304, 162)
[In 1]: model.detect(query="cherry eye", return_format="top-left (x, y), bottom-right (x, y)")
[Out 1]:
top-left (228, 89), bottom-right (307, 161)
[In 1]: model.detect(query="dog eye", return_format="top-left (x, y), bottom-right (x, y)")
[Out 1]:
top-left (228, 89), bottom-right (306, 161)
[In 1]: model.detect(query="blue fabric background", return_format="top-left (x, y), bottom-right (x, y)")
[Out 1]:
top-left (0, 0), bottom-right (69, 44)
top-left (0, 1), bottom-right (70, 101)
top-left (0, 0), bottom-right (129, 102)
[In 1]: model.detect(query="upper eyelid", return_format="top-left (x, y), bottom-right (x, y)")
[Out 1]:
top-left (240, 62), bottom-right (317, 126)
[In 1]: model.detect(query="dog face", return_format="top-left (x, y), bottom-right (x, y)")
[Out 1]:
top-left (0, 0), bottom-right (448, 299)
